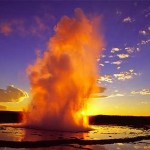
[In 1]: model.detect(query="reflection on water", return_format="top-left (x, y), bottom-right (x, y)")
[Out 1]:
top-left (90, 140), bottom-right (150, 150)
top-left (6, 141), bottom-right (150, 150)
top-left (0, 125), bottom-right (25, 141)
top-left (0, 125), bottom-right (149, 150)
top-left (89, 125), bottom-right (149, 139)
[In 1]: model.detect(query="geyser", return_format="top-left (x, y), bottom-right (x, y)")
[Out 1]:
top-left (24, 8), bottom-right (103, 131)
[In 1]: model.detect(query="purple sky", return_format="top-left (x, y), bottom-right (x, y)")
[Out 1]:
top-left (0, 1), bottom-right (150, 115)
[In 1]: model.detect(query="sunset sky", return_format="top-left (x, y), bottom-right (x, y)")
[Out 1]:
top-left (0, 1), bottom-right (150, 116)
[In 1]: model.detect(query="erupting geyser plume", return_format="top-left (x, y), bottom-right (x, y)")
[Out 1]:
top-left (24, 8), bottom-right (103, 131)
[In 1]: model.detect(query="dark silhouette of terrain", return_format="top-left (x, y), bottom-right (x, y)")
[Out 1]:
top-left (89, 115), bottom-right (150, 127)
top-left (0, 111), bottom-right (150, 127)
top-left (0, 111), bottom-right (22, 123)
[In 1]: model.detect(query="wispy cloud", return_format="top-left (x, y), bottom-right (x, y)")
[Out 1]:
top-left (0, 19), bottom-right (26, 36)
top-left (108, 93), bottom-right (124, 98)
top-left (90, 86), bottom-right (106, 98)
top-left (117, 54), bottom-right (129, 59)
top-left (117, 66), bottom-right (121, 70)
top-left (102, 55), bottom-right (106, 58)
top-left (136, 47), bottom-right (140, 52)
top-left (109, 55), bottom-right (114, 58)
top-left (139, 30), bottom-right (147, 35)
top-left (143, 6), bottom-right (150, 18)
top-left (111, 48), bottom-right (120, 53)
top-left (98, 74), bottom-right (113, 83)
top-left (104, 61), bottom-right (110, 64)
top-left (0, 105), bottom-right (6, 110)
top-left (131, 89), bottom-right (150, 95)
top-left (137, 39), bottom-right (150, 45)
top-left (0, 23), bottom-right (12, 36)
top-left (97, 58), bottom-right (100, 62)
top-left (123, 17), bottom-right (134, 23)
top-left (125, 47), bottom-right (136, 53)
top-left (114, 69), bottom-right (137, 81)
top-left (0, 15), bottom-right (53, 37)
top-left (116, 9), bottom-right (122, 15)
top-left (29, 16), bottom-right (49, 37)
top-left (111, 60), bottom-right (122, 65)
top-left (0, 85), bottom-right (28, 102)
top-left (99, 63), bottom-right (104, 67)
top-left (90, 95), bottom-right (107, 99)
top-left (99, 69), bottom-right (138, 83)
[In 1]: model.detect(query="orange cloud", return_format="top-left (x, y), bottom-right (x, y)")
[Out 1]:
top-left (30, 16), bottom-right (49, 37)
top-left (0, 15), bottom-right (52, 37)
top-left (0, 105), bottom-right (6, 110)
top-left (0, 85), bottom-right (28, 102)
top-left (0, 23), bottom-right (12, 36)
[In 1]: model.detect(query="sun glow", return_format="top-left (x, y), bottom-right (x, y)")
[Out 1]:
top-left (81, 111), bottom-right (86, 116)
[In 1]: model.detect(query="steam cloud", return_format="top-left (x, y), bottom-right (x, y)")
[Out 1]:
top-left (25, 8), bottom-right (103, 131)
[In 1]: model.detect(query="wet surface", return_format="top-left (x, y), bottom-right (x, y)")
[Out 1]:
top-left (0, 124), bottom-right (150, 149)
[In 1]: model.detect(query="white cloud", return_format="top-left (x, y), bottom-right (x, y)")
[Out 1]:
top-left (108, 93), bottom-right (124, 98)
top-left (131, 89), bottom-right (150, 95)
top-left (98, 74), bottom-right (113, 83)
top-left (0, 85), bottom-right (28, 102)
top-left (123, 17), bottom-right (134, 23)
top-left (139, 30), bottom-right (147, 35)
top-left (114, 69), bottom-right (137, 81)
top-left (140, 39), bottom-right (150, 45)
top-left (117, 66), bottom-right (121, 70)
top-left (111, 60), bottom-right (122, 65)
top-left (136, 47), bottom-right (140, 52)
top-left (111, 48), bottom-right (120, 53)
top-left (109, 55), bottom-right (113, 58)
top-left (99, 63), bottom-right (104, 67)
top-left (104, 61), bottom-right (110, 64)
top-left (137, 39), bottom-right (150, 46)
top-left (102, 55), bottom-right (106, 58)
top-left (117, 54), bottom-right (129, 59)
top-left (125, 47), bottom-right (135, 53)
